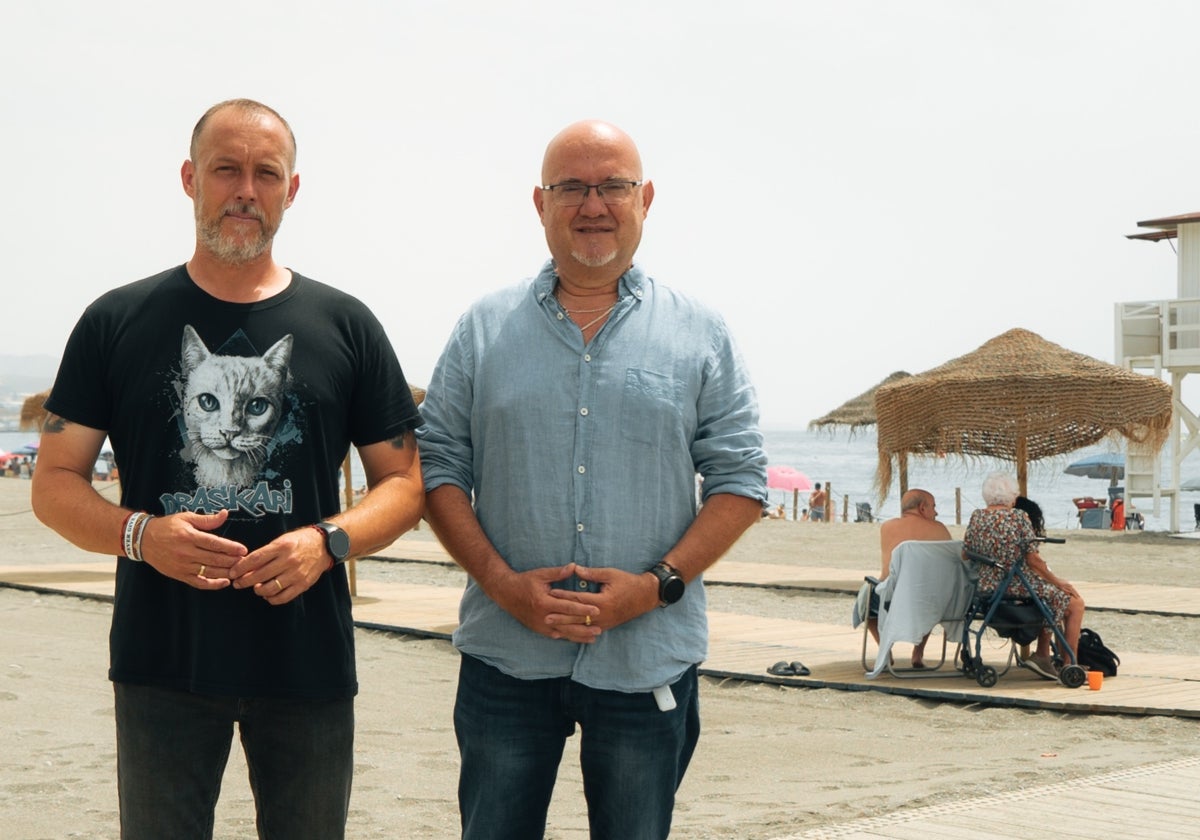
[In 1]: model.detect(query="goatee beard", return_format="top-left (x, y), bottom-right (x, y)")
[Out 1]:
top-left (571, 249), bottom-right (618, 268)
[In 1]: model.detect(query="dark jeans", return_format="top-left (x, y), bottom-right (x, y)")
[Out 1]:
top-left (114, 682), bottom-right (354, 840)
top-left (454, 654), bottom-right (701, 840)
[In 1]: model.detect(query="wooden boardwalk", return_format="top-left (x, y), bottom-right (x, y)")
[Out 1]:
top-left (774, 754), bottom-right (1200, 839)
top-left (373, 536), bottom-right (1200, 618)
top-left (5, 556), bottom-right (1200, 720)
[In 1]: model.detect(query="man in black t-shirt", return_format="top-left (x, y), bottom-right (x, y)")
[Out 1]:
top-left (31, 99), bottom-right (424, 839)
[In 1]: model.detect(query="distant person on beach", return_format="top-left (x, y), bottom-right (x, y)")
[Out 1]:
top-left (964, 474), bottom-right (1085, 680)
top-left (808, 482), bottom-right (827, 521)
top-left (870, 489), bottom-right (952, 668)
top-left (30, 98), bottom-right (424, 838)
top-left (418, 119), bottom-right (767, 840)
top-left (1110, 496), bottom-right (1126, 531)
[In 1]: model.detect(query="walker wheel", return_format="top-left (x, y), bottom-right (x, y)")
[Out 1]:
top-left (976, 666), bottom-right (998, 688)
top-left (1060, 664), bottom-right (1087, 689)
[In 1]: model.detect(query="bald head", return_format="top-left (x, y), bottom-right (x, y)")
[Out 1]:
top-left (541, 120), bottom-right (643, 185)
top-left (900, 489), bottom-right (935, 514)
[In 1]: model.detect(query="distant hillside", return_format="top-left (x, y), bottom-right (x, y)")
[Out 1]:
top-left (0, 354), bottom-right (58, 397)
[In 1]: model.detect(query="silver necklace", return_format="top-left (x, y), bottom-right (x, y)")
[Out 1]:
top-left (575, 304), bottom-right (617, 332)
top-left (555, 289), bottom-right (618, 331)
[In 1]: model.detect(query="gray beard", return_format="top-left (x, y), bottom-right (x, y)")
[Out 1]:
top-left (570, 248), bottom-right (618, 268)
top-left (195, 206), bottom-right (278, 265)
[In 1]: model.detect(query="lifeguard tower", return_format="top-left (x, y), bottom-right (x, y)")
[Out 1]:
top-left (1117, 211), bottom-right (1200, 531)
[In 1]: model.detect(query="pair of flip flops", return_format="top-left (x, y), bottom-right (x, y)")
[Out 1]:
top-left (767, 661), bottom-right (810, 677)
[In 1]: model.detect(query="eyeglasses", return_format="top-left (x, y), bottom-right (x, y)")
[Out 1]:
top-left (540, 180), bottom-right (643, 206)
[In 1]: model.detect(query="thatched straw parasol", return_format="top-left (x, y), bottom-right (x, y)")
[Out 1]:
top-left (874, 328), bottom-right (1173, 500)
top-left (18, 389), bottom-right (51, 432)
top-left (809, 371), bottom-right (911, 431)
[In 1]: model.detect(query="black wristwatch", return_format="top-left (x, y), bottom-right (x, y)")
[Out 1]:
top-left (311, 522), bottom-right (351, 564)
top-left (649, 562), bottom-right (685, 607)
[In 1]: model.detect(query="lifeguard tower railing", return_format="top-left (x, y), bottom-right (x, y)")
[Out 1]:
top-left (1115, 298), bottom-right (1200, 530)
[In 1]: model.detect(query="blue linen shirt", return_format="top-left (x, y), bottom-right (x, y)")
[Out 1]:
top-left (418, 261), bottom-right (767, 693)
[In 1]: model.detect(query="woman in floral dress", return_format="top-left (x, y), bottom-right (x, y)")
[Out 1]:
top-left (963, 473), bottom-right (1086, 680)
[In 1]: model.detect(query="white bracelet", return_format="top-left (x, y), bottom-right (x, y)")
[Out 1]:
top-left (122, 512), bottom-right (139, 560)
top-left (132, 513), bottom-right (154, 562)
top-left (123, 512), bottom-right (151, 562)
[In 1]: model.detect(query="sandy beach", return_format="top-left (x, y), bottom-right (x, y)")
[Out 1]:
top-left (4, 476), bottom-right (1200, 839)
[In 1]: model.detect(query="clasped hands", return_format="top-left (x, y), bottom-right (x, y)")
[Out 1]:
top-left (489, 562), bottom-right (661, 644)
top-left (136, 509), bottom-right (329, 605)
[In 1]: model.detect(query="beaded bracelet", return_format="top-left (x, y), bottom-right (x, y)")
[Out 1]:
top-left (119, 511), bottom-right (135, 556)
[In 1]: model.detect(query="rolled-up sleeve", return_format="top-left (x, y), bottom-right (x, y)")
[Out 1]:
top-left (417, 318), bottom-right (477, 495)
top-left (691, 320), bottom-right (767, 503)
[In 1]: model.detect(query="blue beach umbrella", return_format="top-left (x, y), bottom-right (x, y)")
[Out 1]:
top-left (1064, 453), bottom-right (1124, 486)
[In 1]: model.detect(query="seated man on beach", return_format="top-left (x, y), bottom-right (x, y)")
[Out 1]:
top-left (869, 489), bottom-right (952, 667)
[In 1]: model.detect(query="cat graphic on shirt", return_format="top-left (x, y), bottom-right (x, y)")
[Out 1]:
top-left (179, 325), bottom-right (293, 488)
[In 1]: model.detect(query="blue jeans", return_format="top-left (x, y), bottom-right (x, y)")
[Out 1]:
top-left (454, 654), bottom-right (700, 840)
top-left (114, 682), bottom-right (354, 840)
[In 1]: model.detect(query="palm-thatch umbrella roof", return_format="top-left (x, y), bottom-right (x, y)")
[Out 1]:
top-left (874, 328), bottom-right (1173, 500)
top-left (809, 371), bottom-right (911, 431)
top-left (18, 389), bottom-right (51, 432)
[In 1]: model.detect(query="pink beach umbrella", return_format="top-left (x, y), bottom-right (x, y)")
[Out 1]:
top-left (766, 465), bottom-right (813, 520)
top-left (767, 465), bottom-right (813, 492)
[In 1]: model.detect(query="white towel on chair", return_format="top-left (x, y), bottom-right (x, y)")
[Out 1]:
top-left (867, 540), bottom-right (977, 678)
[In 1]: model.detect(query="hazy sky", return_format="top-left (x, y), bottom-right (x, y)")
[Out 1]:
top-left (4, 1), bottom-right (1197, 428)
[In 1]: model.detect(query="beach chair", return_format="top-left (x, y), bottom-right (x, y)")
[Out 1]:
top-left (857, 540), bottom-right (977, 679)
top-left (854, 502), bottom-right (874, 523)
top-left (961, 537), bottom-right (1088, 689)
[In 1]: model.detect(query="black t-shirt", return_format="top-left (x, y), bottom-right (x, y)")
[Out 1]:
top-left (45, 265), bottom-right (421, 699)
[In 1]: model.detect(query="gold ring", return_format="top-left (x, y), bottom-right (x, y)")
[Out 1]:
top-left (198, 564), bottom-right (206, 577)
top-left (275, 578), bottom-right (284, 592)
top-left (584, 614), bottom-right (592, 626)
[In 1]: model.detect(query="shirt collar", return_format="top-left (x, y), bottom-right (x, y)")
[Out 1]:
top-left (533, 260), bottom-right (648, 304)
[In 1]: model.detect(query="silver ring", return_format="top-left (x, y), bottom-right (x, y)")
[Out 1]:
top-left (274, 578), bottom-right (284, 592)
top-left (198, 564), bottom-right (206, 577)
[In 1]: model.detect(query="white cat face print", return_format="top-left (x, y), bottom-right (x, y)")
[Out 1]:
top-left (178, 325), bottom-right (294, 488)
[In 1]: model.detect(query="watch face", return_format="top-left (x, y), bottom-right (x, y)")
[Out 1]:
top-left (661, 575), bottom-right (685, 604)
top-left (323, 524), bottom-right (351, 560)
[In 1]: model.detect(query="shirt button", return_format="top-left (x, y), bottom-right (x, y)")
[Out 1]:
top-left (557, 312), bottom-right (565, 320)
top-left (580, 407), bottom-right (589, 416)
top-left (577, 465), bottom-right (586, 474)
top-left (576, 523), bottom-right (584, 532)
top-left (584, 354), bottom-right (592, 362)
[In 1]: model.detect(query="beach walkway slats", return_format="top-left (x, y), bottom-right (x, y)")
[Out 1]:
top-left (776, 755), bottom-right (1200, 840)
top-left (5, 564), bottom-right (1200, 719)
top-left (372, 539), bottom-right (1200, 618)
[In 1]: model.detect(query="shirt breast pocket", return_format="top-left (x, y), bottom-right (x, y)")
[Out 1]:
top-left (621, 368), bottom-right (684, 447)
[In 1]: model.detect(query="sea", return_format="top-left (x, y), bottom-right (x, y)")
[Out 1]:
top-left (6, 427), bottom-right (1200, 533)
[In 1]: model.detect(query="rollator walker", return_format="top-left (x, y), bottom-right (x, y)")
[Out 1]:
top-left (960, 536), bottom-right (1087, 689)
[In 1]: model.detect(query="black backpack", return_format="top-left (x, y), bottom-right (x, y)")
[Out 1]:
top-left (1075, 627), bottom-right (1119, 676)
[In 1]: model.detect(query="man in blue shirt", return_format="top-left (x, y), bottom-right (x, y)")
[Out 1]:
top-left (419, 120), bottom-right (767, 840)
